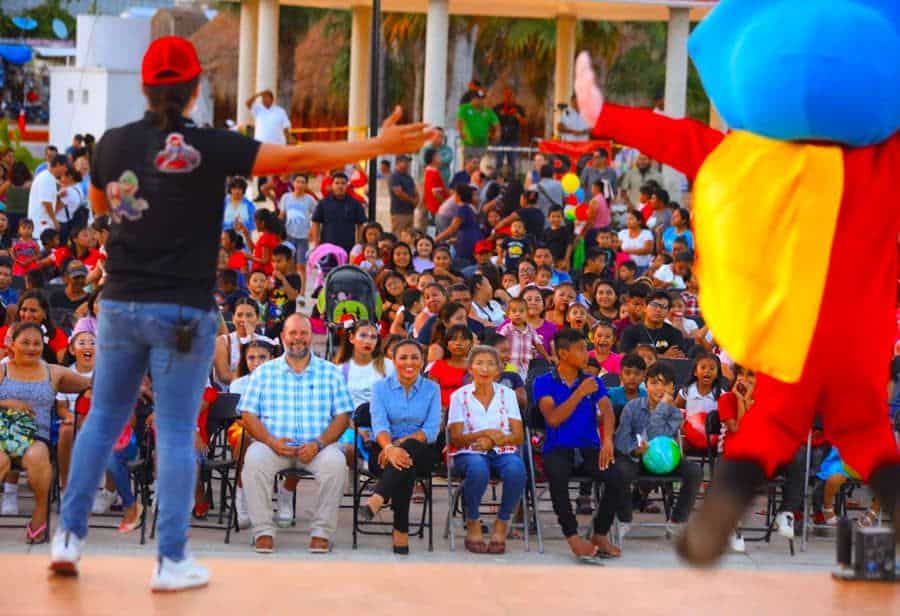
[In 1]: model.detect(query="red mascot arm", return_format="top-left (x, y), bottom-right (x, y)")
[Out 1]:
top-left (592, 103), bottom-right (726, 181)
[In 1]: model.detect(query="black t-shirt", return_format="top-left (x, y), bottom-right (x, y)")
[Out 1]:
top-left (311, 195), bottom-right (367, 253)
top-left (91, 112), bottom-right (260, 310)
top-left (388, 171), bottom-right (417, 215)
top-left (50, 288), bottom-right (88, 313)
top-left (542, 224), bottom-right (574, 262)
top-left (493, 103), bottom-right (525, 144)
top-left (620, 322), bottom-right (685, 355)
top-left (264, 273), bottom-right (302, 338)
top-left (502, 236), bottom-right (531, 272)
top-left (517, 207), bottom-right (545, 240)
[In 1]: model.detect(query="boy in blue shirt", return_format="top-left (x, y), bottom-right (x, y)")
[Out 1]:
top-left (614, 362), bottom-right (702, 534)
top-left (533, 328), bottom-right (626, 560)
top-left (607, 353), bottom-right (648, 418)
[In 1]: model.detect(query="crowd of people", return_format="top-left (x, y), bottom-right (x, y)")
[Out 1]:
top-left (0, 116), bottom-right (897, 561)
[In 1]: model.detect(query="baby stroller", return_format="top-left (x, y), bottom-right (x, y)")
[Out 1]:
top-left (315, 265), bottom-right (382, 359)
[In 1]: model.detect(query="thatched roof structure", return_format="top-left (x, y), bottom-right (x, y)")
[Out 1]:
top-left (191, 12), bottom-right (241, 123)
top-left (151, 8), bottom-right (209, 40)
top-left (289, 16), bottom-right (349, 131)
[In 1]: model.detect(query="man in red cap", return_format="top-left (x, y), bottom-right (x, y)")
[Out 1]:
top-left (51, 36), bottom-right (434, 592)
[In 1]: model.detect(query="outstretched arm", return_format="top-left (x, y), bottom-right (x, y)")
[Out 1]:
top-left (575, 53), bottom-right (725, 181)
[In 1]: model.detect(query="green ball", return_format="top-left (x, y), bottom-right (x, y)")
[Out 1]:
top-left (642, 436), bottom-right (682, 474)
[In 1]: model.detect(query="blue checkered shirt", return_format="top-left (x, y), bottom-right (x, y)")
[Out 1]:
top-left (239, 354), bottom-right (353, 443)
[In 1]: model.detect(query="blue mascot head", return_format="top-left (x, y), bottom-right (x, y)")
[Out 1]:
top-left (689, 0), bottom-right (899, 146)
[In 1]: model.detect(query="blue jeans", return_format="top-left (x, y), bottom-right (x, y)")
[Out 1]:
top-left (60, 300), bottom-right (218, 561)
top-left (453, 451), bottom-right (526, 521)
top-left (107, 437), bottom-right (138, 508)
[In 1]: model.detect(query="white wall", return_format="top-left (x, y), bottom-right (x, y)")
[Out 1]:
top-left (49, 67), bottom-right (109, 147)
top-left (105, 71), bottom-right (148, 130)
top-left (76, 15), bottom-right (151, 71)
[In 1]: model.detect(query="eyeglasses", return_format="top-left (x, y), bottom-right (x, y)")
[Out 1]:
top-left (648, 301), bottom-right (669, 310)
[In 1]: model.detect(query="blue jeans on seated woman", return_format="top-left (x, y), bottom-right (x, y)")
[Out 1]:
top-left (107, 436), bottom-right (138, 508)
top-left (60, 300), bottom-right (218, 562)
top-left (453, 451), bottom-right (526, 521)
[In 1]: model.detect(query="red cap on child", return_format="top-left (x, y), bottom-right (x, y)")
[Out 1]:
top-left (141, 36), bottom-right (202, 86)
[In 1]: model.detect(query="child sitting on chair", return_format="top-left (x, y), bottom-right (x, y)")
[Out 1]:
top-left (614, 362), bottom-right (702, 539)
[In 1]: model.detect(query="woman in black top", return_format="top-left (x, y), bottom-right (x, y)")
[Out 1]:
top-left (52, 36), bottom-right (433, 591)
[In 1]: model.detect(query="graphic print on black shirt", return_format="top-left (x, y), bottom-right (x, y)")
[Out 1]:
top-left (91, 112), bottom-right (261, 310)
top-left (265, 273), bottom-right (302, 338)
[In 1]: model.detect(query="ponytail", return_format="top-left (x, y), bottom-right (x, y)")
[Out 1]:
top-left (143, 78), bottom-right (199, 131)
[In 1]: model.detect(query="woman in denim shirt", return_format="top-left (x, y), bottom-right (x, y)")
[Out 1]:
top-left (359, 339), bottom-right (440, 554)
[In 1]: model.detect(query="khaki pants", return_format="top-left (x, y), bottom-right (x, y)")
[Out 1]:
top-left (390, 212), bottom-right (414, 235)
top-left (241, 441), bottom-right (347, 541)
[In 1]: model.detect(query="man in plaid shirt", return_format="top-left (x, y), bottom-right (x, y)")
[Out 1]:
top-left (240, 314), bottom-right (352, 554)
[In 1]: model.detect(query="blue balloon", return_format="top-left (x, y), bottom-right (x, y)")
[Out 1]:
top-left (52, 18), bottom-right (69, 40)
top-left (641, 436), bottom-right (681, 475)
top-left (689, 0), bottom-right (900, 146)
top-left (11, 17), bottom-right (38, 31)
top-left (574, 187), bottom-right (585, 202)
top-left (0, 44), bottom-right (32, 66)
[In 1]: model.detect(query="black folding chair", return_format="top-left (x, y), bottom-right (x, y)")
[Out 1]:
top-left (152, 393), bottom-right (241, 542)
top-left (351, 403), bottom-right (434, 551)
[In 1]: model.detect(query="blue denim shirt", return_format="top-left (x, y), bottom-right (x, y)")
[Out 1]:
top-left (371, 374), bottom-right (442, 443)
top-left (614, 397), bottom-right (683, 456)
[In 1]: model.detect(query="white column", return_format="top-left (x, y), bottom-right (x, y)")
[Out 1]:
top-left (236, 0), bottom-right (258, 126)
top-left (255, 0), bottom-right (279, 96)
top-left (554, 15), bottom-right (577, 111)
top-left (664, 7), bottom-right (690, 118)
top-left (348, 5), bottom-right (371, 142)
top-left (423, 0), bottom-right (449, 127)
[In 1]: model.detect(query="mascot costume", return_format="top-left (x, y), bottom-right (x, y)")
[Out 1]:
top-left (575, 0), bottom-right (900, 564)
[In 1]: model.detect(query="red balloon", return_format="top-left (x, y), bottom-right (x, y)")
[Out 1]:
top-left (682, 411), bottom-right (718, 450)
top-left (575, 204), bottom-right (589, 221)
top-left (565, 194), bottom-right (578, 205)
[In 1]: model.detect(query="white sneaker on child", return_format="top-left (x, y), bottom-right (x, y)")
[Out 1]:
top-left (92, 489), bottom-right (116, 515)
top-left (729, 532), bottom-right (746, 553)
top-left (150, 556), bottom-right (210, 592)
top-left (50, 529), bottom-right (85, 576)
top-left (775, 511), bottom-right (795, 539)
top-left (235, 487), bottom-right (250, 530)
top-left (1, 487), bottom-right (19, 515)
top-left (275, 485), bottom-right (294, 528)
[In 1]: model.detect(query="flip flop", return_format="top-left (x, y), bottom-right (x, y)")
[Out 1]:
top-left (117, 503), bottom-right (144, 533)
top-left (577, 554), bottom-right (606, 566)
top-left (25, 521), bottom-right (48, 545)
top-left (487, 539), bottom-right (506, 554)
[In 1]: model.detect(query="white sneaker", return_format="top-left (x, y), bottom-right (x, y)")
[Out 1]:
top-left (775, 511), bottom-right (795, 540)
top-left (50, 529), bottom-right (85, 576)
top-left (1, 491), bottom-right (19, 515)
top-left (665, 522), bottom-right (685, 540)
top-left (729, 532), bottom-right (746, 553)
top-left (91, 489), bottom-right (116, 515)
top-left (235, 487), bottom-right (250, 530)
top-left (150, 556), bottom-right (210, 593)
top-left (275, 486), bottom-right (293, 528)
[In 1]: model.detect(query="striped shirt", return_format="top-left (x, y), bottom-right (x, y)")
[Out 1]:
top-left (239, 354), bottom-right (353, 444)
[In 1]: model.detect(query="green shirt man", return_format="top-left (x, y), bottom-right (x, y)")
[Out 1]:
top-left (457, 99), bottom-right (499, 148)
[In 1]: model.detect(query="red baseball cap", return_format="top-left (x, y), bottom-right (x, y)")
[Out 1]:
top-left (142, 36), bottom-right (202, 85)
top-left (475, 239), bottom-right (494, 254)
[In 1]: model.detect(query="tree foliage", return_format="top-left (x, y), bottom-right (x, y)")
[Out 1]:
top-left (0, 1), bottom-right (76, 40)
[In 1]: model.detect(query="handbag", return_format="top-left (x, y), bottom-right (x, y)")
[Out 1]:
top-left (0, 408), bottom-right (38, 458)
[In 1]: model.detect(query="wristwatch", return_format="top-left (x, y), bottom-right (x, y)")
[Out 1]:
top-left (315, 439), bottom-right (326, 451)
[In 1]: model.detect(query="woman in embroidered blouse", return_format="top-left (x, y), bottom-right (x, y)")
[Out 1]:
top-left (359, 339), bottom-right (441, 554)
top-left (447, 345), bottom-right (526, 555)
